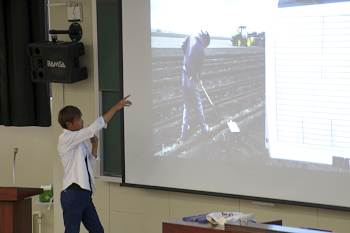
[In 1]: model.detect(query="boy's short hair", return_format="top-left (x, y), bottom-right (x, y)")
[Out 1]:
top-left (58, 106), bottom-right (82, 129)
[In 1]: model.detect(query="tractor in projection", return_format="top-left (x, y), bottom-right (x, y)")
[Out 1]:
top-left (231, 26), bottom-right (265, 47)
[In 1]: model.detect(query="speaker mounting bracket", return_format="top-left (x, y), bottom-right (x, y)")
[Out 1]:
top-left (49, 23), bottom-right (83, 43)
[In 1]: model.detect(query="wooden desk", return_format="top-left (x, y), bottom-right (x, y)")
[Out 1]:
top-left (0, 187), bottom-right (43, 233)
top-left (163, 219), bottom-right (331, 233)
top-left (163, 219), bottom-right (225, 233)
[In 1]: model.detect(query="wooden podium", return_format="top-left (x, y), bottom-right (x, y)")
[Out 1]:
top-left (0, 187), bottom-right (43, 233)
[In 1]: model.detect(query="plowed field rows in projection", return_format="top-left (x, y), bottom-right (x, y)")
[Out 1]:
top-left (152, 47), bottom-right (268, 162)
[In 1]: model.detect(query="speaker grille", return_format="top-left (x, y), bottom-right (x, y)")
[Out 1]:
top-left (28, 41), bottom-right (88, 83)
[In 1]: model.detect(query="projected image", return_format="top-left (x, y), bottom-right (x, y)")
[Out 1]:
top-left (150, 0), bottom-right (350, 171)
top-left (151, 0), bottom-right (269, 162)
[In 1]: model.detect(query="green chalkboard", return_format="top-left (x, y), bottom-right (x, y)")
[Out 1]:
top-left (101, 91), bottom-right (123, 176)
top-left (97, 0), bottom-right (123, 176)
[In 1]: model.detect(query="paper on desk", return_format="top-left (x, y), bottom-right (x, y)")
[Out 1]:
top-left (206, 212), bottom-right (242, 225)
top-left (206, 212), bottom-right (255, 225)
top-left (219, 213), bottom-right (255, 225)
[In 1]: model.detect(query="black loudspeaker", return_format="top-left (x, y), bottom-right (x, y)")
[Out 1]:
top-left (27, 41), bottom-right (88, 83)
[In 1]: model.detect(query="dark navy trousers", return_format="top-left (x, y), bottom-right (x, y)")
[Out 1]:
top-left (61, 189), bottom-right (104, 233)
top-left (181, 70), bottom-right (208, 138)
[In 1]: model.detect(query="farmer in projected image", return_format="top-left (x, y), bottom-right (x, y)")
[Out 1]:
top-left (181, 30), bottom-right (210, 141)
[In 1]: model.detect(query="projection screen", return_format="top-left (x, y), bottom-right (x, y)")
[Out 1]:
top-left (122, 0), bottom-right (350, 209)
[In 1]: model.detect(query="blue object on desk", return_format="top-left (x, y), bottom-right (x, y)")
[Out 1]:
top-left (182, 214), bottom-right (209, 223)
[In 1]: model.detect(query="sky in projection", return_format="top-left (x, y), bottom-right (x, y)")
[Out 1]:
top-left (151, 0), bottom-right (277, 37)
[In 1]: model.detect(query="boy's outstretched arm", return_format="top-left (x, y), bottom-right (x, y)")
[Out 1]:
top-left (103, 95), bottom-right (132, 124)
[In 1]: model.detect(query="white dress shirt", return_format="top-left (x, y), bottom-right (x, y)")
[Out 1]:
top-left (58, 116), bottom-right (107, 195)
